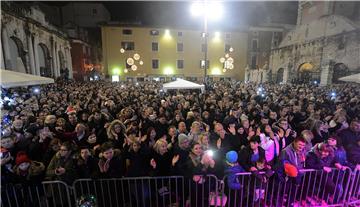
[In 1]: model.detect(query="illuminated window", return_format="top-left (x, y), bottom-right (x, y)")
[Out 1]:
top-left (200, 60), bottom-right (209, 69)
top-left (121, 42), bottom-right (135, 50)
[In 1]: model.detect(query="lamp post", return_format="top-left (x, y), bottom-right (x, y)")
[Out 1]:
top-left (191, 1), bottom-right (223, 85)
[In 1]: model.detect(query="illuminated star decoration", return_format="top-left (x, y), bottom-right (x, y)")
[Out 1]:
top-left (219, 47), bottom-right (234, 72)
top-left (120, 48), bottom-right (144, 73)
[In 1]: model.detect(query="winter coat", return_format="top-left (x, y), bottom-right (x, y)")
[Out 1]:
top-left (123, 144), bottom-right (151, 177)
top-left (76, 156), bottom-right (99, 178)
top-left (333, 146), bottom-right (354, 168)
top-left (150, 150), bottom-right (173, 176)
top-left (347, 144), bottom-right (360, 166)
top-left (97, 149), bottom-right (125, 178)
top-left (13, 161), bottom-right (45, 184)
top-left (305, 144), bottom-right (335, 170)
top-left (337, 128), bottom-right (360, 150)
top-left (224, 164), bottom-right (245, 190)
top-left (238, 146), bottom-right (266, 172)
top-left (46, 152), bottom-right (78, 184)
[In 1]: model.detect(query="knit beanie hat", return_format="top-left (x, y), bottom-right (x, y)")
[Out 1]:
top-left (284, 163), bottom-right (298, 177)
top-left (66, 106), bottom-right (76, 115)
top-left (226, 151), bottom-right (238, 163)
top-left (178, 133), bottom-right (189, 145)
top-left (15, 151), bottom-right (31, 165)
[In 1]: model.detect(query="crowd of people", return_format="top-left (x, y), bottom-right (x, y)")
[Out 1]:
top-left (1, 79), bottom-right (360, 205)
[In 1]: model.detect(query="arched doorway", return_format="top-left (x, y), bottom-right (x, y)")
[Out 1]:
top-left (8, 36), bottom-right (26, 73)
top-left (298, 62), bottom-right (319, 84)
top-left (276, 68), bottom-right (284, 83)
top-left (332, 63), bottom-right (349, 83)
top-left (37, 43), bottom-right (52, 77)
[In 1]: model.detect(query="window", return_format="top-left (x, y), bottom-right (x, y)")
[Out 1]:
top-left (201, 44), bottom-right (206, 52)
top-left (122, 29), bottom-right (132, 35)
top-left (252, 39), bottom-right (258, 50)
top-left (178, 31), bottom-right (183, 36)
top-left (152, 42), bottom-right (158, 51)
top-left (121, 42), bottom-right (135, 50)
top-left (177, 43), bottom-right (183, 52)
top-left (177, 60), bottom-right (184, 69)
top-left (225, 33), bottom-right (231, 39)
top-left (200, 60), bottom-right (209, 69)
top-left (152, 59), bottom-right (159, 69)
top-left (150, 30), bottom-right (159, 36)
top-left (225, 44), bottom-right (231, 53)
top-left (251, 55), bottom-right (257, 69)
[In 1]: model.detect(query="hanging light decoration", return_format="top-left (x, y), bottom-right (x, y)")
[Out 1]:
top-left (127, 58), bottom-right (134, 65)
top-left (120, 48), bottom-right (125, 53)
top-left (219, 47), bottom-right (235, 73)
top-left (219, 57), bottom-right (225, 63)
top-left (131, 65), bottom-right (137, 71)
top-left (139, 60), bottom-right (144, 65)
top-left (133, 53), bottom-right (140, 60)
top-left (124, 68), bottom-right (128, 73)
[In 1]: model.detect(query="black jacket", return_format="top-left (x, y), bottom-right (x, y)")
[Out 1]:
top-left (238, 146), bottom-right (266, 171)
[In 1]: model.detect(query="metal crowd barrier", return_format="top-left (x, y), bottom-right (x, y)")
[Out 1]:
top-left (1, 180), bottom-right (71, 207)
top-left (1, 169), bottom-right (359, 207)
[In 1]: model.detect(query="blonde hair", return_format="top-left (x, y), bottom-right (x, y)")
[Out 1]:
top-left (198, 132), bottom-right (209, 144)
top-left (153, 139), bottom-right (168, 154)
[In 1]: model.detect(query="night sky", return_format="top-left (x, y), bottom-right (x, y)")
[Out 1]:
top-left (40, 1), bottom-right (298, 30)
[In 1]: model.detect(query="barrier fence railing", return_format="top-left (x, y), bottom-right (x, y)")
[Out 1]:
top-left (1, 168), bottom-right (359, 207)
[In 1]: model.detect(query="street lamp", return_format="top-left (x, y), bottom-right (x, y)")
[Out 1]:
top-left (190, 0), bottom-right (223, 85)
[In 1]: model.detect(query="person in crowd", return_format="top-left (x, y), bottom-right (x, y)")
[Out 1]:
top-left (300, 130), bottom-right (314, 152)
top-left (46, 141), bottom-right (77, 184)
top-left (305, 143), bottom-right (344, 203)
top-left (13, 151), bottom-right (45, 184)
top-left (123, 136), bottom-right (151, 177)
top-left (224, 150), bottom-right (244, 190)
top-left (346, 136), bottom-right (360, 168)
top-left (311, 120), bottom-right (330, 145)
top-left (338, 117), bottom-right (360, 151)
top-left (76, 146), bottom-right (98, 178)
top-left (238, 136), bottom-right (266, 172)
top-left (149, 139), bottom-right (174, 176)
top-left (97, 141), bottom-right (124, 178)
top-left (106, 119), bottom-right (126, 149)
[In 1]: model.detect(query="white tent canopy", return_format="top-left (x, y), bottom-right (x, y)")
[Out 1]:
top-left (338, 73), bottom-right (360, 83)
top-left (162, 78), bottom-right (205, 92)
top-left (0, 69), bottom-right (54, 88)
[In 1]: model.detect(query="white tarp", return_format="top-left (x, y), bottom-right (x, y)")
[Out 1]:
top-left (162, 78), bottom-right (205, 92)
top-left (0, 69), bottom-right (54, 88)
top-left (338, 73), bottom-right (360, 83)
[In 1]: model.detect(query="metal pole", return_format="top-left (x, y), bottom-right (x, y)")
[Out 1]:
top-left (203, 12), bottom-right (208, 85)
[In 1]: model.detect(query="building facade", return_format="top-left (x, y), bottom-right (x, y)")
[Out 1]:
top-left (269, 1), bottom-right (360, 85)
top-left (61, 3), bottom-right (110, 80)
top-left (101, 25), bottom-right (248, 82)
top-left (245, 25), bottom-right (292, 83)
top-left (1, 2), bottom-right (73, 78)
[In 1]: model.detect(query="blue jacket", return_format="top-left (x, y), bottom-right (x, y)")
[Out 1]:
top-left (224, 164), bottom-right (245, 190)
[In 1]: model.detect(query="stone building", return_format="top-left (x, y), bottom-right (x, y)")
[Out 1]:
top-left (1, 2), bottom-right (73, 78)
top-left (269, 1), bottom-right (360, 85)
